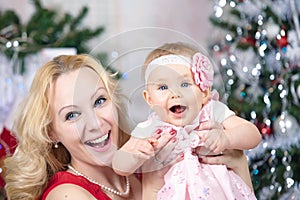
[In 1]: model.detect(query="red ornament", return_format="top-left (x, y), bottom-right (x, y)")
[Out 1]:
top-left (256, 122), bottom-right (273, 136)
top-left (239, 37), bottom-right (256, 46)
top-left (0, 127), bottom-right (18, 189)
top-left (276, 35), bottom-right (288, 48)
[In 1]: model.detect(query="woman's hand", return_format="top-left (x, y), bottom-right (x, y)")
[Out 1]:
top-left (142, 128), bottom-right (178, 173)
top-left (199, 149), bottom-right (244, 171)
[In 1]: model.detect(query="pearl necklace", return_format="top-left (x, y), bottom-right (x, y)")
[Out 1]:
top-left (68, 165), bottom-right (130, 197)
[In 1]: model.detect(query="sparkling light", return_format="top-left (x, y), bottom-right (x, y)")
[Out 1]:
top-left (242, 66), bottom-right (248, 72)
top-left (251, 68), bottom-right (259, 76)
top-left (256, 63), bottom-right (262, 70)
top-left (229, 55), bottom-right (236, 62)
top-left (229, 1), bottom-right (236, 7)
top-left (218, 0), bottom-right (226, 7)
top-left (214, 6), bottom-right (223, 18)
top-left (221, 58), bottom-right (227, 66)
top-left (213, 45), bottom-right (220, 51)
top-left (250, 111), bottom-right (257, 119)
top-left (13, 40), bottom-right (19, 47)
top-left (265, 119), bottom-right (271, 126)
top-left (6, 41), bottom-right (12, 48)
top-left (225, 34), bottom-right (232, 41)
top-left (258, 41), bottom-right (267, 56)
top-left (275, 52), bottom-right (281, 60)
top-left (255, 31), bottom-right (261, 39)
top-left (111, 51), bottom-right (119, 58)
top-left (226, 69), bottom-right (233, 76)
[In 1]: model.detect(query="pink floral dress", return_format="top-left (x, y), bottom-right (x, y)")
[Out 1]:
top-left (131, 100), bottom-right (257, 200)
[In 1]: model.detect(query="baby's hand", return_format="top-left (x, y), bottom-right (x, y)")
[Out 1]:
top-left (196, 121), bottom-right (230, 154)
top-left (120, 136), bottom-right (158, 160)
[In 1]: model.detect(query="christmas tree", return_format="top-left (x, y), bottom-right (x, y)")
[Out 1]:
top-left (209, 0), bottom-right (300, 199)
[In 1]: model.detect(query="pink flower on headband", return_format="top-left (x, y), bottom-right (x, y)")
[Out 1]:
top-left (191, 53), bottom-right (214, 91)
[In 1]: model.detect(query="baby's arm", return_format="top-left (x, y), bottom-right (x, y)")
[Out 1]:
top-left (222, 115), bottom-right (261, 150)
top-left (112, 136), bottom-right (158, 176)
top-left (195, 121), bottom-right (255, 190)
top-left (198, 117), bottom-right (261, 154)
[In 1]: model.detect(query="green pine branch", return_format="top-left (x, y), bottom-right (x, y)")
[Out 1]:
top-left (1, 0), bottom-right (105, 58)
top-left (209, 16), bottom-right (239, 34)
top-left (70, 6), bottom-right (88, 30)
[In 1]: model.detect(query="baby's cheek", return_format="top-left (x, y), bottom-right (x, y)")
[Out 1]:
top-left (152, 105), bottom-right (167, 120)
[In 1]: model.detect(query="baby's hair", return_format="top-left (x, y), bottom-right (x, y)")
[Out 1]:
top-left (142, 42), bottom-right (199, 78)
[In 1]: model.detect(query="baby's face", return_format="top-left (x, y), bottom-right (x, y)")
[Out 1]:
top-left (144, 64), bottom-right (208, 126)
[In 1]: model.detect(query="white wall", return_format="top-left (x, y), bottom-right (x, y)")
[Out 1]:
top-left (0, 0), bottom-right (215, 128)
top-left (0, 0), bottom-right (214, 52)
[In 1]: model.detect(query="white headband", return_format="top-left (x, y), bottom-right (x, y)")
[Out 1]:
top-left (145, 54), bottom-right (191, 83)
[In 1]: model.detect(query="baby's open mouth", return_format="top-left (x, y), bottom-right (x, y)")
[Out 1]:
top-left (169, 105), bottom-right (186, 114)
top-left (85, 131), bottom-right (110, 148)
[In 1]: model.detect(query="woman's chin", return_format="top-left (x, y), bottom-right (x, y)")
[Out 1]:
top-left (88, 144), bottom-right (118, 166)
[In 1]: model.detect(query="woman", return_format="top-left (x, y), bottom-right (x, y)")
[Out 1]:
top-left (4, 54), bottom-right (253, 199)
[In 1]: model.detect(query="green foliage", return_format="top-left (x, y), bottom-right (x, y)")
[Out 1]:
top-left (250, 147), bottom-right (300, 199)
top-left (0, 10), bottom-right (20, 29)
top-left (0, 0), bottom-right (104, 58)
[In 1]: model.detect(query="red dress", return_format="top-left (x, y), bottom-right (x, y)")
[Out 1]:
top-left (41, 171), bottom-right (111, 200)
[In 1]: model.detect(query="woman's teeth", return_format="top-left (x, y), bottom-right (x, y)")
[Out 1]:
top-left (91, 134), bottom-right (108, 144)
top-left (86, 133), bottom-right (110, 147)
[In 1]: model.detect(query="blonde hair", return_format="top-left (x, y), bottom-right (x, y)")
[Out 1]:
top-left (4, 54), bottom-right (130, 199)
top-left (143, 42), bottom-right (199, 77)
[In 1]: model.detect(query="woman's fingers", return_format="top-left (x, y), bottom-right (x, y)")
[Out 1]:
top-left (141, 130), bottom-right (179, 173)
top-left (199, 154), bottom-right (226, 165)
top-left (199, 149), bottom-right (245, 169)
top-left (154, 138), bottom-right (177, 162)
top-left (154, 128), bottom-right (177, 150)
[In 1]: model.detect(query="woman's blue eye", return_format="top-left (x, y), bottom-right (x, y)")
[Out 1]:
top-left (65, 112), bottom-right (80, 121)
top-left (95, 97), bottom-right (106, 107)
top-left (181, 82), bottom-right (189, 87)
top-left (159, 85), bottom-right (168, 90)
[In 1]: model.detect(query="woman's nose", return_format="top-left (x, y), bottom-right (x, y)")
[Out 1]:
top-left (86, 112), bottom-right (100, 131)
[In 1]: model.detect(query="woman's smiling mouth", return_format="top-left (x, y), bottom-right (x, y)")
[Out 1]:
top-left (85, 131), bottom-right (111, 148)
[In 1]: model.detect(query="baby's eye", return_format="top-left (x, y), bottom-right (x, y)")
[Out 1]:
top-left (95, 97), bottom-right (107, 107)
top-left (159, 85), bottom-right (168, 90)
top-left (181, 82), bottom-right (190, 87)
top-left (65, 112), bottom-right (80, 121)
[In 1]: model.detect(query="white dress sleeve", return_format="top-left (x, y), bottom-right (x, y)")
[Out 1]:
top-left (210, 100), bottom-right (235, 123)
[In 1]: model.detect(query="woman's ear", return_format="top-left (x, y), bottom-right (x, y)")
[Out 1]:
top-left (202, 89), bottom-right (211, 105)
top-left (49, 126), bottom-right (59, 142)
top-left (143, 90), bottom-right (153, 107)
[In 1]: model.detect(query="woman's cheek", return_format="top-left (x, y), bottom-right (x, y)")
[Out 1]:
top-left (108, 103), bottom-right (120, 145)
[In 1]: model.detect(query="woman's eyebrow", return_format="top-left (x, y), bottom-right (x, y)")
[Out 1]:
top-left (91, 86), bottom-right (106, 100)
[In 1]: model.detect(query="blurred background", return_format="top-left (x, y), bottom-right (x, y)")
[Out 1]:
top-left (0, 0), bottom-right (300, 199)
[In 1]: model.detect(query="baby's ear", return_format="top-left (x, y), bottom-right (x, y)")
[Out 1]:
top-left (143, 90), bottom-right (153, 107)
top-left (202, 89), bottom-right (211, 105)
